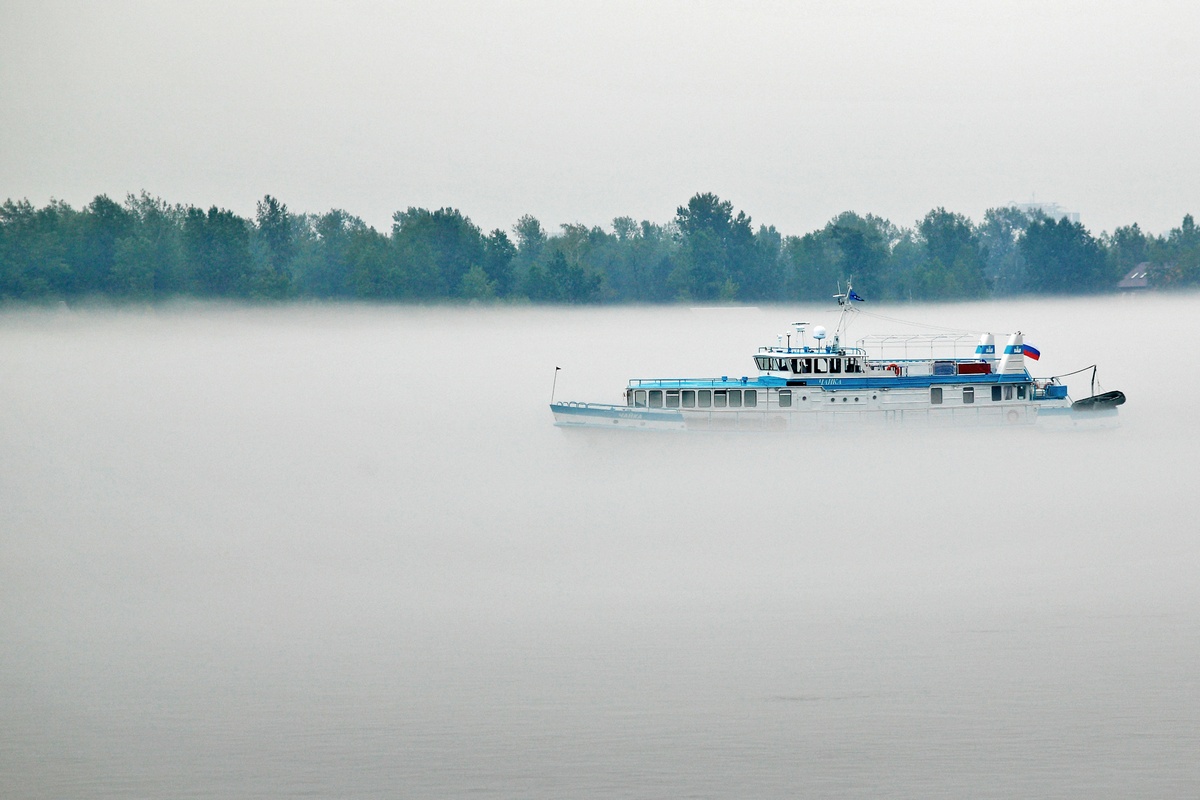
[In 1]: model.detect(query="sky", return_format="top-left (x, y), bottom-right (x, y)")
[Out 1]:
top-left (2, 0), bottom-right (1197, 237)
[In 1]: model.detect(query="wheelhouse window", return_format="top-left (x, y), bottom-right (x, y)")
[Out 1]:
top-left (648, 390), bottom-right (663, 408)
top-left (1017, 385), bottom-right (1027, 400)
top-left (830, 358), bottom-right (842, 374)
top-left (778, 389), bottom-right (792, 408)
top-left (682, 390), bottom-right (696, 408)
top-left (931, 387), bottom-right (943, 405)
top-left (963, 387), bottom-right (975, 404)
top-left (665, 390), bottom-right (680, 408)
top-left (755, 355), bottom-right (770, 371)
top-left (744, 390), bottom-right (758, 408)
top-left (1005, 385), bottom-right (1014, 400)
top-left (698, 390), bottom-right (712, 408)
top-left (815, 358), bottom-right (828, 374)
top-left (713, 390), bottom-right (728, 408)
top-left (992, 385), bottom-right (1002, 401)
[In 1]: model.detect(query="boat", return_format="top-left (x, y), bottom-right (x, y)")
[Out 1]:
top-left (549, 286), bottom-right (1125, 432)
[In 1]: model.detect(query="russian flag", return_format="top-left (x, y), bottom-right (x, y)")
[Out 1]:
top-left (1022, 344), bottom-right (1041, 360)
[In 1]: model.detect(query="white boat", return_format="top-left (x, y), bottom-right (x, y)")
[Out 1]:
top-left (550, 287), bottom-right (1125, 432)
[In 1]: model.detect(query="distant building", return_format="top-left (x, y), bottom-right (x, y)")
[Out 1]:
top-left (1013, 201), bottom-right (1081, 224)
top-left (1117, 263), bottom-right (1151, 291)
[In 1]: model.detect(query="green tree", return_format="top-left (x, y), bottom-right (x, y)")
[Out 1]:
top-left (70, 195), bottom-right (133, 295)
top-left (390, 207), bottom-right (484, 298)
top-left (1020, 217), bottom-right (1108, 294)
top-left (183, 206), bottom-right (254, 297)
top-left (977, 206), bottom-right (1036, 295)
top-left (482, 229), bottom-right (516, 296)
top-left (909, 208), bottom-right (987, 299)
top-left (252, 195), bottom-right (294, 298)
top-left (111, 192), bottom-right (186, 298)
top-left (671, 193), bottom-right (755, 300)
top-left (0, 198), bottom-right (73, 298)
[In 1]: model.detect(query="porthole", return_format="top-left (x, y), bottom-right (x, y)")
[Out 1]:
top-left (854, 397), bottom-right (860, 402)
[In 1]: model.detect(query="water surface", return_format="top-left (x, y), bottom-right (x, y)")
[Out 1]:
top-left (1, 294), bottom-right (1196, 798)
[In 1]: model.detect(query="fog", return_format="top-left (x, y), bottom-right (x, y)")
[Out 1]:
top-left (2, 2), bottom-right (1198, 234)
top-left (2, 294), bottom-right (1198, 797)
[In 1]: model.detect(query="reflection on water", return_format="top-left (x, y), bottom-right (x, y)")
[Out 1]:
top-left (1, 294), bottom-right (1198, 798)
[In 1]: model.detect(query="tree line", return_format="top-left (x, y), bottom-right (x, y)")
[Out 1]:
top-left (1, 191), bottom-right (1197, 303)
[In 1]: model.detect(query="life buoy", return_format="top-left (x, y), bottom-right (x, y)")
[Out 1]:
top-left (887, 363), bottom-right (901, 376)
top-left (1007, 410), bottom-right (1020, 423)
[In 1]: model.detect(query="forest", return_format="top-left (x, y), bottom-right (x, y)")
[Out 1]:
top-left (1, 191), bottom-right (1197, 304)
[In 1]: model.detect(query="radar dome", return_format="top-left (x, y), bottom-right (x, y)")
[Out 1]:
top-left (813, 325), bottom-right (827, 340)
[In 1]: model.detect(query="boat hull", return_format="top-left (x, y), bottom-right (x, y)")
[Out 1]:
top-left (549, 400), bottom-right (1085, 432)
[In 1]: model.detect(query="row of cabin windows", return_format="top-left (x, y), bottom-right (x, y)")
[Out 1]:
top-left (930, 384), bottom-right (1027, 405)
top-left (630, 388), bottom-right (759, 409)
top-left (754, 355), bottom-right (864, 375)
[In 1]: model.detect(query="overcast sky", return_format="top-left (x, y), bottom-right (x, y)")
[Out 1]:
top-left (2, 0), bottom-right (1197, 236)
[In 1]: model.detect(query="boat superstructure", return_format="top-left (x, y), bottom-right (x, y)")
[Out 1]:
top-left (550, 287), bottom-right (1125, 432)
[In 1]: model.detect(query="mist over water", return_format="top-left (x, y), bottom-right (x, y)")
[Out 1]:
top-left (2, 294), bottom-right (1197, 798)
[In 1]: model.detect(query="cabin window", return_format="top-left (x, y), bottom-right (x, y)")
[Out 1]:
top-left (682, 390), bottom-right (696, 408)
top-left (830, 358), bottom-right (842, 374)
top-left (1017, 385), bottom-right (1027, 400)
top-left (992, 385), bottom-right (1002, 401)
top-left (1005, 385), bottom-right (1014, 400)
top-left (778, 389), bottom-right (792, 408)
top-left (698, 390), bottom-right (712, 408)
top-left (744, 390), bottom-right (758, 408)
top-left (755, 356), bottom-right (770, 371)
top-left (626, 390), bottom-right (633, 407)
top-left (728, 390), bottom-right (742, 407)
top-left (634, 390), bottom-right (647, 407)
top-left (713, 390), bottom-right (728, 408)
top-left (648, 390), bottom-right (663, 408)
top-left (963, 387), bottom-right (975, 404)
top-left (815, 358), bottom-right (828, 374)
top-left (931, 387), bottom-right (943, 405)
top-left (666, 390), bottom-right (680, 408)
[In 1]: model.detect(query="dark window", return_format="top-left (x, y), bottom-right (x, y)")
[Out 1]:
top-left (830, 358), bottom-right (842, 374)
top-left (963, 387), bottom-right (974, 404)
top-left (626, 390), bottom-right (634, 407)
top-left (634, 390), bottom-right (647, 407)
top-left (992, 385), bottom-right (1002, 401)
top-left (714, 390), bottom-right (728, 408)
top-left (744, 390), bottom-right (758, 408)
top-left (1005, 385), bottom-right (1014, 400)
top-left (648, 390), bottom-right (663, 408)
top-left (931, 387), bottom-right (943, 405)
top-left (1017, 385), bottom-right (1027, 400)
top-left (728, 390), bottom-right (742, 408)
top-left (698, 390), bottom-right (712, 408)
top-left (815, 358), bottom-right (828, 374)
top-left (665, 391), bottom-right (680, 408)
top-left (682, 390), bottom-right (696, 408)
top-left (778, 390), bottom-right (792, 408)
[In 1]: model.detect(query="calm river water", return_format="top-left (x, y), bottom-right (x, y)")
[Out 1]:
top-left (1, 294), bottom-right (1197, 798)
